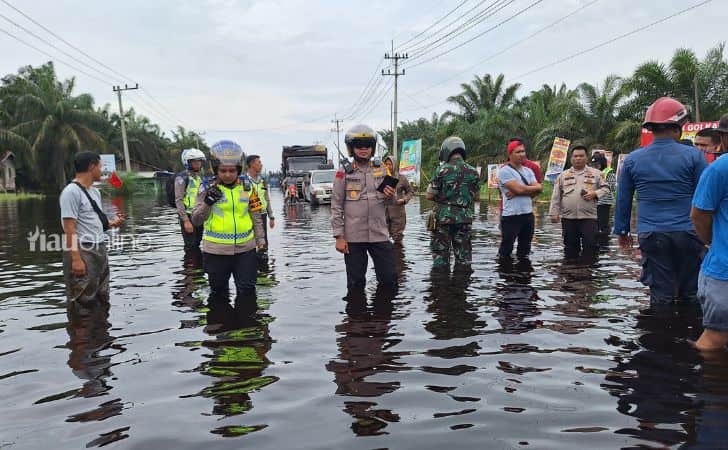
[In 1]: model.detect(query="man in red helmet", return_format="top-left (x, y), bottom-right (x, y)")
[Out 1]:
top-left (614, 97), bottom-right (708, 307)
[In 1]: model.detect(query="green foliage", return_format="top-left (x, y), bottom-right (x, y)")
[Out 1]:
top-left (385, 43), bottom-right (728, 178)
top-left (0, 62), bottom-right (206, 192)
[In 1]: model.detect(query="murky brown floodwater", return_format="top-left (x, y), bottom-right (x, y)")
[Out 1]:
top-left (1, 191), bottom-right (727, 449)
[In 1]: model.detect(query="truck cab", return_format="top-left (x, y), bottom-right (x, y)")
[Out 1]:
top-left (304, 169), bottom-right (336, 206)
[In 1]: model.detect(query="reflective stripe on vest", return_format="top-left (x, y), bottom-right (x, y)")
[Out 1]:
top-left (183, 175), bottom-right (201, 213)
top-left (252, 178), bottom-right (267, 213)
top-left (203, 184), bottom-right (255, 245)
top-left (602, 167), bottom-right (613, 176)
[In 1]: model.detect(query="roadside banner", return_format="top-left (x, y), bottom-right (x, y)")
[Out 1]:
top-left (487, 164), bottom-right (501, 189)
top-left (545, 137), bottom-right (570, 182)
top-left (100, 154), bottom-right (116, 175)
top-left (399, 139), bottom-right (422, 185)
top-left (640, 121), bottom-right (719, 147)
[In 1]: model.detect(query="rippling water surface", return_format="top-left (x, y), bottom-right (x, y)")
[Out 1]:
top-left (2, 191), bottom-right (727, 449)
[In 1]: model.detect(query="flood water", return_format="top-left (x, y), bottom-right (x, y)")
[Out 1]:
top-left (1, 191), bottom-right (727, 449)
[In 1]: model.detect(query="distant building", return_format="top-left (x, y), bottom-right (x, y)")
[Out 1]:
top-left (0, 151), bottom-right (16, 192)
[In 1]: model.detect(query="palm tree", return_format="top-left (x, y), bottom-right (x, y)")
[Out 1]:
top-left (3, 62), bottom-right (106, 191)
top-left (444, 73), bottom-right (521, 122)
top-left (623, 43), bottom-right (728, 121)
top-left (575, 74), bottom-right (629, 144)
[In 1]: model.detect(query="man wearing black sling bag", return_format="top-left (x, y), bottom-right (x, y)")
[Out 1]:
top-left (60, 152), bottom-right (125, 312)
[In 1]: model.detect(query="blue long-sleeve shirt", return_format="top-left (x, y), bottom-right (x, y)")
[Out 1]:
top-left (613, 138), bottom-right (707, 235)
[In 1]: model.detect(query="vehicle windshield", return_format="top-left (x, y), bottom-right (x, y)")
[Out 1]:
top-left (288, 157), bottom-right (325, 172)
top-left (312, 171), bottom-right (335, 184)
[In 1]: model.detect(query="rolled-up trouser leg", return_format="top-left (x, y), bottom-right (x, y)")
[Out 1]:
top-left (63, 243), bottom-right (109, 305)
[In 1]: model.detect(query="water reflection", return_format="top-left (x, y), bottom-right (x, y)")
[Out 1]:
top-left (191, 303), bottom-right (277, 437)
top-left (425, 267), bottom-right (484, 340)
top-left (494, 258), bottom-right (541, 334)
top-left (326, 287), bottom-right (406, 436)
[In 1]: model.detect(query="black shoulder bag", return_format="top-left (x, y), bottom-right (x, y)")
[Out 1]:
top-left (71, 181), bottom-right (110, 231)
top-left (507, 164), bottom-right (531, 185)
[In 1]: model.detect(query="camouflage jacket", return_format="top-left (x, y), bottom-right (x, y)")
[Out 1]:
top-left (427, 159), bottom-right (481, 224)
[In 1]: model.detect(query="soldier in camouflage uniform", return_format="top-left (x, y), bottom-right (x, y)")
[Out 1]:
top-left (426, 137), bottom-right (481, 269)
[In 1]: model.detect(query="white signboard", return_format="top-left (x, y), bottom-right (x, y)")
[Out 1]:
top-left (100, 154), bottom-right (116, 175)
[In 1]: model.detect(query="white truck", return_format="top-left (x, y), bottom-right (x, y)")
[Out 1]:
top-left (303, 169), bottom-right (336, 206)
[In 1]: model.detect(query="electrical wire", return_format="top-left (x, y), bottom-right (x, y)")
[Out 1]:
top-left (406, 0), bottom-right (513, 59)
top-left (406, 0), bottom-right (545, 69)
top-left (411, 0), bottom-right (601, 96)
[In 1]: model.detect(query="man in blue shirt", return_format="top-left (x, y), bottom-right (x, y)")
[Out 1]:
top-left (614, 97), bottom-right (707, 306)
top-left (691, 113), bottom-right (728, 351)
top-left (497, 140), bottom-right (542, 258)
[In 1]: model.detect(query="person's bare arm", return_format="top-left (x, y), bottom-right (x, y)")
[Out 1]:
top-left (503, 180), bottom-right (540, 196)
top-left (62, 218), bottom-right (85, 276)
top-left (691, 207), bottom-right (713, 245)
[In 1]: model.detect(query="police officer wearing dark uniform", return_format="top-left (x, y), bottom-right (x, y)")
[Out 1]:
top-left (331, 124), bottom-right (397, 291)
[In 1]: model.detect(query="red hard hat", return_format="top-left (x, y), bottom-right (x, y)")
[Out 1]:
top-left (642, 97), bottom-right (688, 129)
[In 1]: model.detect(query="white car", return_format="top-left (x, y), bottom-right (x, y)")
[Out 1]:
top-left (304, 169), bottom-right (336, 206)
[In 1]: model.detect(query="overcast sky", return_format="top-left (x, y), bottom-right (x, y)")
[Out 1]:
top-left (1, 0), bottom-right (724, 169)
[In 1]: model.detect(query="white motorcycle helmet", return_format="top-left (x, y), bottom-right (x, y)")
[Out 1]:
top-left (181, 148), bottom-right (206, 170)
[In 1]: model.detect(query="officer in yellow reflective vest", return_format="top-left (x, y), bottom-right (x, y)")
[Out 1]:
top-left (175, 148), bottom-right (206, 252)
top-left (246, 154), bottom-right (275, 268)
top-left (192, 140), bottom-right (266, 318)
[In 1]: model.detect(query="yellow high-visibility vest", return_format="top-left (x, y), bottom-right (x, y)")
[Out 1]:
top-left (203, 183), bottom-right (255, 245)
top-left (183, 175), bottom-right (202, 213)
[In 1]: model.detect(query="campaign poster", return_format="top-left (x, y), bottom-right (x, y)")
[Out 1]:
top-left (487, 164), bottom-right (501, 189)
top-left (100, 154), bottom-right (116, 176)
top-left (545, 137), bottom-right (570, 181)
top-left (399, 139), bottom-right (422, 185)
top-left (640, 121), bottom-right (719, 147)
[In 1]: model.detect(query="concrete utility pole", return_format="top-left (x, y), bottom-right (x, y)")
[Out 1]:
top-left (113, 84), bottom-right (139, 172)
top-left (331, 114), bottom-right (344, 169)
top-left (383, 41), bottom-right (407, 171)
top-left (693, 76), bottom-right (701, 122)
top-left (331, 114), bottom-right (343, 152)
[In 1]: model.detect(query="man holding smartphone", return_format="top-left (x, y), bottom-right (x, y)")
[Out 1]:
top-left (331, 124), bottom-right (396, 292)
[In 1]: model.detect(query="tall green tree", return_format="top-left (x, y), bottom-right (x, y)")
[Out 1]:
top-left (444, 73), bottom-right (521, 122)
top-left (2, 62), bottom-right (106, 191)
top-left (624, 43), bottom-right (728, 121)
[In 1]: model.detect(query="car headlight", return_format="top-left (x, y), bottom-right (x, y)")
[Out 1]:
top-left (314, 189), bottom-right (326, 196)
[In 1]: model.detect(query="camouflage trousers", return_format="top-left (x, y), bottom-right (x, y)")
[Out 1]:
top-left (430, 223), bottom-right (472, 268)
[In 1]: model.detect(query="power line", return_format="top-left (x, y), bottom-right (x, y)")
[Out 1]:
top-left (513, 0), bottom-right (712, 81)
top-left (0, 25), bottom-right (110, 85)
top-left (0, 11), bottom-right (123, 84)
top-left (1, 0), bottom-right (134, 83)
top-left (352, 78), bottom-right (394, 123)
top-left (1, 0), bottom-right (191, 129)
top-left (411, 0), bottom-right (601, 96)
top-left (406, 0), bottom-right (512, 58)
top-left (406, 0), bottom-right (544, 69)
top-left (399, 0), bottom-right (712, 120)
top-left (342, 58), bottom-right (385, 120)
top-left (395, 0), bottom-right (471, 51)
top-left (345, 74), bottom-right (386, 121)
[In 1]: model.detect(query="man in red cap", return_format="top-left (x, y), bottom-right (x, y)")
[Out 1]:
top-left (497, 139), bottom-right (542, 258)
top-left (614, 97), bottom-right (707, 308)
top-left (508, 138), bottom-right (542, 182)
